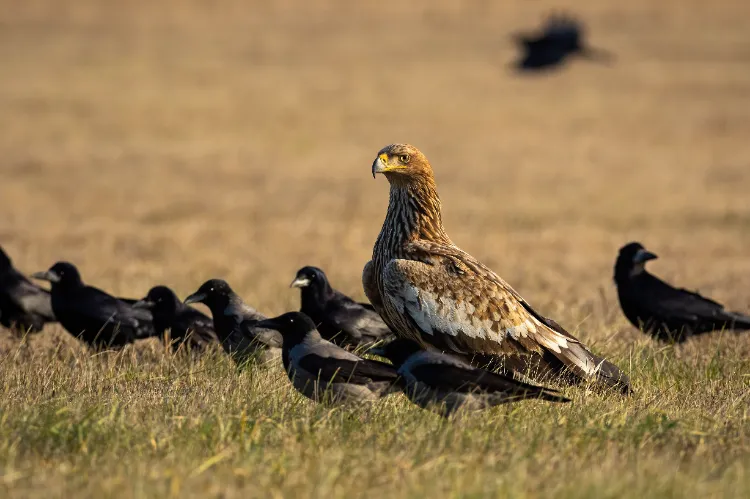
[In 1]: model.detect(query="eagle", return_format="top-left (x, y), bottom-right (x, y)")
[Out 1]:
top-left (363, 144), bottom-right (631, 393)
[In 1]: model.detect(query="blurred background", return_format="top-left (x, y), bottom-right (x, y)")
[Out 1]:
top-left (1, 0), bottom-right (749, 338)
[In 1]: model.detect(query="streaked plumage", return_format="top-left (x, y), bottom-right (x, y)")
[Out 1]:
top-left (134, 286), bottom-right (218, 352)
top-left (184, 279), bottom-right (282, 364)
top-left (374, 339), bottom-right (569, 417)
top-left (290, 266), bottom-right (395, 349)
top-left (365, 144), bottom-right (630, 393)
top-left (255, 312), bottom-right (400, 405)
top-left (0, 246), bottom-right (56, 333)
top-left (31, 262), bottom-right (154, 349)
top-left (512, 14), bottom-right (613, 71)
top-left (614, 242), bottom-right (750, 342)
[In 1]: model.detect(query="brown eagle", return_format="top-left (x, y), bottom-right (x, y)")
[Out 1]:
top-left (363, 144), bottom-right (631, 393)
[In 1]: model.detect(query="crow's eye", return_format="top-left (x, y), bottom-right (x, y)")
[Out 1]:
top-left (399, 154), bottom-right (410, 164)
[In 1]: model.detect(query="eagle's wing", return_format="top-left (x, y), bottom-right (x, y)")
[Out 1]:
top-left (382, 240), bottom-right (630, 391)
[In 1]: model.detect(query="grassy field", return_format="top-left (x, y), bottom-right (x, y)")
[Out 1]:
top-left (1, 0), bottom-right (749, 497)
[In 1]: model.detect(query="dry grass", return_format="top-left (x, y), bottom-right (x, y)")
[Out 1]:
top-left (1, 0), bottom-right (749, 497)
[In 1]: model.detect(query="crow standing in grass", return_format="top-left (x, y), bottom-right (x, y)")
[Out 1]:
top-left (290, 266), bottom-right (395, 349)
top-left (31, 262), bottom-right (154, 348)
top-left (184, 279), bottom-right (282, 364)
top-left (373, 339), bottom-right (569, 417)
top-left (0, 246), bottom-right (56, 333)
top-left (512, 14), bottom-right (613, 71)
top-left (255, 312), bottom-right (400, 405)
top-left (614, 242), bottom-right (750, 342)
top-left (365, 144), bottom-right (631, 394)
top-left (134, 286), bottom-right (218, 352)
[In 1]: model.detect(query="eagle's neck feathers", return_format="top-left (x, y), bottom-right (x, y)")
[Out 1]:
top-left (375, 175), bottom-right (450, 262)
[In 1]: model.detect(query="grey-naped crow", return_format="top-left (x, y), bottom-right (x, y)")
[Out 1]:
top-left (0, 246), bottom-right (56, 333)
top-left (184, 279), bottom-right (282, 364)
top-left (374, 339), bottom-right (569, 417)
top-left (134, 285), bottom-right (218, 352)
top-left (255, 312), bottom-right (400, 405)
top-left (31, 261), bottom-right (154, 348)
top-left (614, 242), bottom-right (750, 342)
top-left (291, 266), bottom-right (395, 349)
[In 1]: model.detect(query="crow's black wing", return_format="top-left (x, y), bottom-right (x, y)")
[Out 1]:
top-left (409, 363), bottom-right (567, 402)
top-left (297, 355), bottom-right (398, 385)
top-left (326, 294), bottom-right (394, 342)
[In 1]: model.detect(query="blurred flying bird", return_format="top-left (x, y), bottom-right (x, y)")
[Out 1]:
top-left (0, 246), bottom-right (56, 334)
top-left (184, 279), bottom-right (282, 364)
top-left (512, 14), bottom-right (613, 71)
top-left (255, 312), bottom-right (400, 405)
top-left (364, 143), bottom-right (631, 393)
top-left (373, 339), bottom-right (569, 417)
top-left (134, 285), bottom-right (218, 352)
top-left (614, 242), bottom-right (750, 342)
top-left (290, 266), bottom-right (395, 349)
top-left (31, 261), bottom-right (154, 348)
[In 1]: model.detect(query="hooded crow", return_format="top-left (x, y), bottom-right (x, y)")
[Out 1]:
top-left (290, 266), bottom-right (395, 349)
top-left (31, 261), bottom-right (154, 348)
top-left (184, 279), bottom-right (282, 364)
top-left (0, 246), bottom-right (56, 333)
top-left (255, 312), bottom-right (400, 405)
top-left (374, 339), bottom-right (569, 417)
top-left (614, 242), bottom-right (750, 342)
top-left (133, 285), bottom-right (218, 352)
top-left (512, 14), bottom-right (613, 71)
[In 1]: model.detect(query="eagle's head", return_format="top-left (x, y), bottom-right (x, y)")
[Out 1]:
top-left (371, 144), bottom-right (434, 184)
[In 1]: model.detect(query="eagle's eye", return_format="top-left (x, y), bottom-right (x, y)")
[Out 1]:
top-left (399, 154), bottom-right (410, 164)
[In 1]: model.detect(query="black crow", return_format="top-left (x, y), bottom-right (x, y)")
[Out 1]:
top-left (184, 279), bottom-right (282, 364)
top-left (31, 262), bottom-right (155, 348)
top-left (0, 246), bottom-right (56, 333)
top-left (133, 285), bottom-right (218, 352)
top-left (255, 312), bottom-right (400, 405)
top-left (512, 14), bottom-right (613, 71)
top-left (290, 266), bottom-right (395, 349)
top-left (373, 339), bottom-right (569, 417)
top-left (614, 242), bottom-right (750, 342)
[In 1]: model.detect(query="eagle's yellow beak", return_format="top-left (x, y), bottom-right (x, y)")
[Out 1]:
top-left (372, 153), bottom-right (404, 178)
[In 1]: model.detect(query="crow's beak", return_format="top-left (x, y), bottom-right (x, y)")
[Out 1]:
top-left (184, 292), bottom-right (206, 305)
top-left (254, 318), bottom-right (282, 331)
top-left (290, 277), bottom-right (311, 289)
top-left (633, 249), bottom-right (658, 264)
top-left (132, 299), bottom-right (154, 310)
top-left (31, 270), bottom-right (60, 283)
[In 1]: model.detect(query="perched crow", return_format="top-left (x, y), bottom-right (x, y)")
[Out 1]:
top-left (255, 312), bottom-right (400, 405)
top-left (290, 266), bottom-right (395, 349)
top-left (184, 279), bottom-right (282, 364)
top-left (512, 14), bottom-right (613, 71)
top-left (373, 339), bottom-right (569, 417)
top-left (0, 246), bottom-right (56, 333)
top-left (31, 262), bottom-right (155, 348)
top-left (134, 286), bottom-right (218, 352)
top-left (614, 242), bottom-right (750, 342)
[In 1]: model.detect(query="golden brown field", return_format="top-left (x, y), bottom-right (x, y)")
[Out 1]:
top-left (1, 0), bottom-right (749, 497)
